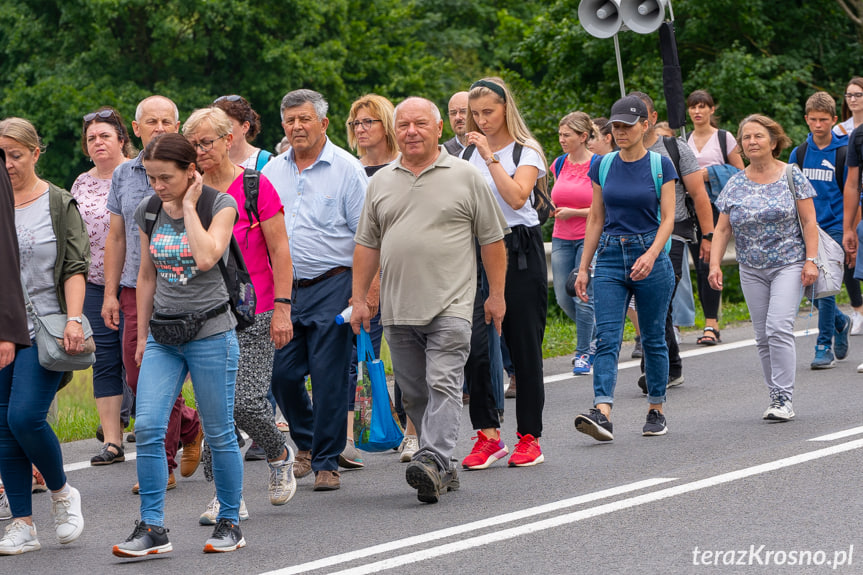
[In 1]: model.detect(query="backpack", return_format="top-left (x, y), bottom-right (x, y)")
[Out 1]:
top-left (143, 187), bottom-right (257, 331)
top-left (462, 142), bottom-right (554, 225)
top-left (598, 150), bottom-right (671, 253)
top-left (242, 168), bottom-right (262, 229)
top-left (254, 149), bottom-right (273, 171)
top-left (794, 139), bottom-right (847, 192)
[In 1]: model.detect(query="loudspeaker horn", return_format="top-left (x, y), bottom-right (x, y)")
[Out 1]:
top-left (619, 0), bottom-right (668, 34)
top-left (578, 0), bottom-right (622, 39)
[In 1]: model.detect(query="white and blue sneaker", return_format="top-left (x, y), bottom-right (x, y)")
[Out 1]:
top-left (572, 354), bottom-right (593, 376)
top-left (810, 345), bottom-right (835, 370)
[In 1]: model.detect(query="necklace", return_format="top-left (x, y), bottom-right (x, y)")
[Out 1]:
top-left (14, 180), bottom-right (46, 208)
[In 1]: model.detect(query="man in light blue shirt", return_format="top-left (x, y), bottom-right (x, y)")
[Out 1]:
top-left (264, 89), bottom-right (368, 492)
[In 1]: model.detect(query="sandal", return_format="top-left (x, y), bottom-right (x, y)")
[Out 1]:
top-left (91, 442), bottom-right (125, 466)
top-left (697, 327), bottom-right (721, 346)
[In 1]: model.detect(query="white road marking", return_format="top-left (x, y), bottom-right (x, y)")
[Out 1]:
top-left (809, 426), bottom-right (863, 442)
top-left (260, 477), bottom-right (676, 575)
top-left (64, 451), bottom-right (137, 473)
top-left (271, 438), bottom-right (863, 575)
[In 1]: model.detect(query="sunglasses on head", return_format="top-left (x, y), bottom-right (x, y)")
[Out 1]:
top-left (83, 109), bottom-right (119, 122)
top-left (214, 95), bottom-right (243, 103)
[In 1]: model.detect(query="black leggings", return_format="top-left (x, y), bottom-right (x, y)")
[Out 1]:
top-left (689, 204), bottom-right (722, 321)
top-left (845, 262), bottom-right (863, 308)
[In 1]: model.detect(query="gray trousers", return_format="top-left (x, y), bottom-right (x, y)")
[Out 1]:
top-left (739, 262), bottom-right (803, 399)
top-left (385, 316), bottom-right (471, 472)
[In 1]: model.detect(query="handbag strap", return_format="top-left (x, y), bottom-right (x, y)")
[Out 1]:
top-left (19, 272), bottom-right (38, 319)
top-left (785, 164), bottom-right (806, 237)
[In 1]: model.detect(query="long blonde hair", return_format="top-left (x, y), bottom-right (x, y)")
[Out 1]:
top-left (346, 94), bottom-right (397, 159)
top-left (466, 77), bottom-right (548, 194)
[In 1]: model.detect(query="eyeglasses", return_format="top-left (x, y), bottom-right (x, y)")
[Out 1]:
top-left (347, 118), bottom-right (382, 130)
top-left (190, 134), bottom-right (227, 152)
top-left (214, 95), bottom-right (243, 103)
top-left (845, 92), bottom-right (863, 100)
top-left (83, 109), bottom-right (119, 123)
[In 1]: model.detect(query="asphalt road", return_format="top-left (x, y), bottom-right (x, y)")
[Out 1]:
top-left (4, 308), bottom-right (863, 574)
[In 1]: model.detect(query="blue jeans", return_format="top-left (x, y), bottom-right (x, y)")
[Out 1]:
top-left (0, 342), bottom-right (66, 518)
top-left (815, 229), bottom-right (848, 347)
top-left (135, 330), bottom-right (241, 526)
top-left (84, 282), bottom-right (125, 398)
top-left (551, 237), bottom-right (596, 356)
top-left (592, 232), bottom-right (675, 405)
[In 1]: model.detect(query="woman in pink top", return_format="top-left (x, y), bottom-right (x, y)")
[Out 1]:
top-left (550, 112), bottom-right (599, 375)
top-left (686, 90), bottom-right (745, 345)
top-left (71, 107), bottom-right (135, 466)
top-left (183, 107), bottom-right (297, 516)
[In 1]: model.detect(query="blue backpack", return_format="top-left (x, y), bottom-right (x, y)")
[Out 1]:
top-left (598, 150), bottom-right (670, 253)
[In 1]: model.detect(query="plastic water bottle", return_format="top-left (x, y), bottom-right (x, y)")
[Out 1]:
top-left (335, 306), bottom-right (353, 325)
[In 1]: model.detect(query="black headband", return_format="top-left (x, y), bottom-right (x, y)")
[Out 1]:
top-left (470, 80), bottom-right (507, 102)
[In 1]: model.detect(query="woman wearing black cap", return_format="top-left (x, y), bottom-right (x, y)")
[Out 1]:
top-left (573, 95), bottom-right (678, 441)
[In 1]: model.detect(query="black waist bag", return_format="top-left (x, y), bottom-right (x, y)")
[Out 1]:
top-left (150, 303), bottom-right (228, 346)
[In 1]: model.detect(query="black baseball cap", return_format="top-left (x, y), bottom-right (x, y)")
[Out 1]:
top-left (609, 95), bottom-right (649, 125)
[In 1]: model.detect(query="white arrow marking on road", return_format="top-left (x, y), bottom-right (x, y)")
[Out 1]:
top-left (272, 438), bottom-right (863, 575)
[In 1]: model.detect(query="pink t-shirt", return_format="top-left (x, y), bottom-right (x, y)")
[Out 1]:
top-left (70, 172), bottom-right (111, 285)
top-left (551, 155), bottom-right (594, 240)
top-left (226, 172), bottom-right (285, 314)
top-left (688, 130), bottom-right (738, 169)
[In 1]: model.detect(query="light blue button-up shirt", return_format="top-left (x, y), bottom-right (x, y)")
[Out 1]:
top-left (106, 152), bottom-right (151, 288)
top-left (262, 137), bottom-right (368, 279)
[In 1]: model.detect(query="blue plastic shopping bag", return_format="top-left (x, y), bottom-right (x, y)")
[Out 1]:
top-left (353, 328), bottom-right (403, 452)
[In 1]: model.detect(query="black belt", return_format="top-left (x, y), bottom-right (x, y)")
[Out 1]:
top-left (295, 266), bottom-right (351, 288)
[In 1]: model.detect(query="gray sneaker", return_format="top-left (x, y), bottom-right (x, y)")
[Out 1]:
top-left (203, 518), bottom-right (246, 553)
top-left (268, 446), bottom-right (297, 505)
top-left (199, 495), bottom-right (250, 525)
top-left (763, 392), bottom-right (795, 421)
top-left (112, 521), bottom-right (171, 558)
top-left (0, 489), bottom-right (11, 521)
top-left (642, 409), bottom-right (668, 436)
top-left (338, 438), bottom-right (364, 469)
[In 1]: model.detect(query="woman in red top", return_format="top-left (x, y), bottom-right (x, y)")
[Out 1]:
top-left (550, 112), bottom-right (599, 375)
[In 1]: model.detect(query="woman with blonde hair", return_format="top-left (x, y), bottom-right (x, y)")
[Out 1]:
top-left (549, 111), bottom-right (599, 376)
top-left (461, 77), bottom-right (548, 467)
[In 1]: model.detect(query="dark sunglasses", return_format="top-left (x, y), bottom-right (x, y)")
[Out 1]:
top-left (214, 95), bottom-right (243, 103)
top-left (83, 109), bottom-right (119, 122)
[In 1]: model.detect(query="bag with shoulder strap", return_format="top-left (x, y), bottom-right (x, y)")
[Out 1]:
top-left (143, 186), bottom-right (257, 332)
top-left (785, 164), bottom-right (843, 299)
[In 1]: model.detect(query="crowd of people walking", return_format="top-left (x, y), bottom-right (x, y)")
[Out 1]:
top-left (2, 75), bottom-right (863, 557)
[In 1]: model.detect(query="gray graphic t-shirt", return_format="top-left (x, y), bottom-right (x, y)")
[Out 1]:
top-left (16, 190), bottom-right (61, 338)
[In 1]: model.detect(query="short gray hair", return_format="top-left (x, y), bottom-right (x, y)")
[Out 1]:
top-left (135, 95), bottom-right (179, 123)
top-left (394, 97), bottom-right (441, 123)
top-left (280, 89), bottom-right (328, 120)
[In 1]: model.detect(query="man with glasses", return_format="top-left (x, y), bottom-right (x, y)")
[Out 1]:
top-left (443, 91), bottom-right (469, 157)
top-left (263, 89), bottom-right (368, 492)
top-left (102, 96), bottom-right (203, 492)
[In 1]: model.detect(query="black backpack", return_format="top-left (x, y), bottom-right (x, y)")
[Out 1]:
top-left (143, 186), bottom-right (257, 331)
top-left (793, 140), bottom-right (847, 192)
top-left (462, 142), bottom-right (554, 225)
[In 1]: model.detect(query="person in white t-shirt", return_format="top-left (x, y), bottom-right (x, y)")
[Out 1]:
top-left (835, 77), bottom-right (863, 137)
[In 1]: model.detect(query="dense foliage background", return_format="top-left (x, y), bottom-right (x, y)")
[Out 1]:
top-left (1, 0), bottom-right (860, 189)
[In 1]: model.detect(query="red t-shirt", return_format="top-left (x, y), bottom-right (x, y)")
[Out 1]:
top-left (551, 156), bottom-right (594, 240)
top-left (226, 172), bottom-right (285, 314)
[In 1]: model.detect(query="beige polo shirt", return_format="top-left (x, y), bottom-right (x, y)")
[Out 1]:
top-left (355, 147), bottom-right (507, 326)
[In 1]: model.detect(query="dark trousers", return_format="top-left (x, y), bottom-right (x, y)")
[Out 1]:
top-left (845, 263), bottom-right (863, 308)
top-left (689, 205), bottom-right (722, 321)
top-left (502, 225), bottom-right (547, 438)
top-left (642, 238), bottom-right (684, 378)
top-left (271, 271), bottom-right (352, 472)
top-left (465, 269), bottom-right (500, 431)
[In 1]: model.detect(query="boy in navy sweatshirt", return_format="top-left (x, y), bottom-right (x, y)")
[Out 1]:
top-left (789, 91), bottom-right (851, 369)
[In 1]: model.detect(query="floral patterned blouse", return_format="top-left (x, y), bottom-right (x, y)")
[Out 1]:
top-left (715, 164), bottom-right (816, 269)
top-left (70, 171), bottom-right (111, 285)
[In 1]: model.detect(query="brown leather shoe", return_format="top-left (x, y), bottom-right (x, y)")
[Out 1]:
top-left (132, 473), bottom-right (177, 494)
top-left (293, 450), bottom-right (312, 479)
top-left (180, 427), bottom-right (204, 477)
top-left (313, 469), bottom-right (340, 491)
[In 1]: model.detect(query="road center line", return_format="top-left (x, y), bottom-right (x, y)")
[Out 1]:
top-left (295, 437), bottom-right (863, 575)
top-left (261, 477), bottom-right (676, 575)
top-left (809, 426), bottom-right (863, 442)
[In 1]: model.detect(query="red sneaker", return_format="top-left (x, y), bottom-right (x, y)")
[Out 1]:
top-left (507, 433), bottom-right (544, 467)
top-left (461, 431), bottom-right (508, 470)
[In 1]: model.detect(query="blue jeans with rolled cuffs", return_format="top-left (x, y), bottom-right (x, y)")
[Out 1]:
top-left (135, 330), bottom-right (241, 525)
top-left (551, 236), bottom-right (596, 356)
top-left (591, 231), bottom-right (675, 406)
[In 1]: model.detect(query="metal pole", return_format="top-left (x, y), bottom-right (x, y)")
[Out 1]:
top-left (613, 33), bottom-right (626, 98)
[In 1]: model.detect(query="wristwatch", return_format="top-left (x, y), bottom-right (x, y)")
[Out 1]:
top-left (485, 154), bottom-right (500, 166)
top-left (66, 316), bottom-right (83, 324)
top-left (806, 257), bottom-right (818, 263)
top-left (702, 233), bottom-right (713, 242)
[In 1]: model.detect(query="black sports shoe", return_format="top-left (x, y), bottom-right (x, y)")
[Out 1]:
top-left (406, 454), bottom-right (458, 504)
top-left (642, 409), bottom-right (668, 436)
top-left (574, 408), bottom-right (614, 441)
top-left (112, 521), bottom-right (172, 557)
top-left (638, 373), bottom-right (683, 395)
top-left (203, 518), bottom-right (246, 553)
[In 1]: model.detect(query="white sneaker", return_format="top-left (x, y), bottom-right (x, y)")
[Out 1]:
top-left (268, 446), bottom-right (297, 506)
top-left (763, 394), bottom-right (795, 421)
top-left (851, 312), bottom-right (863, 336)
top-left (51, 486), bottom-right (83, 544)
top-left (0, 490), bottom-right (11, 521)
top-left (858, 361), bottom-right (863, 373)
top-left (399, 435), bottom-right (419, 463)
top-left (199, 494), bottom-right (249, 525)
top-left (0, 518), bottom-right (41, 555)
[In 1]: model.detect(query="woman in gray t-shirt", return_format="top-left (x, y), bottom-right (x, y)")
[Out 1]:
top-left (112, 134), bottom-right (245, 557)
